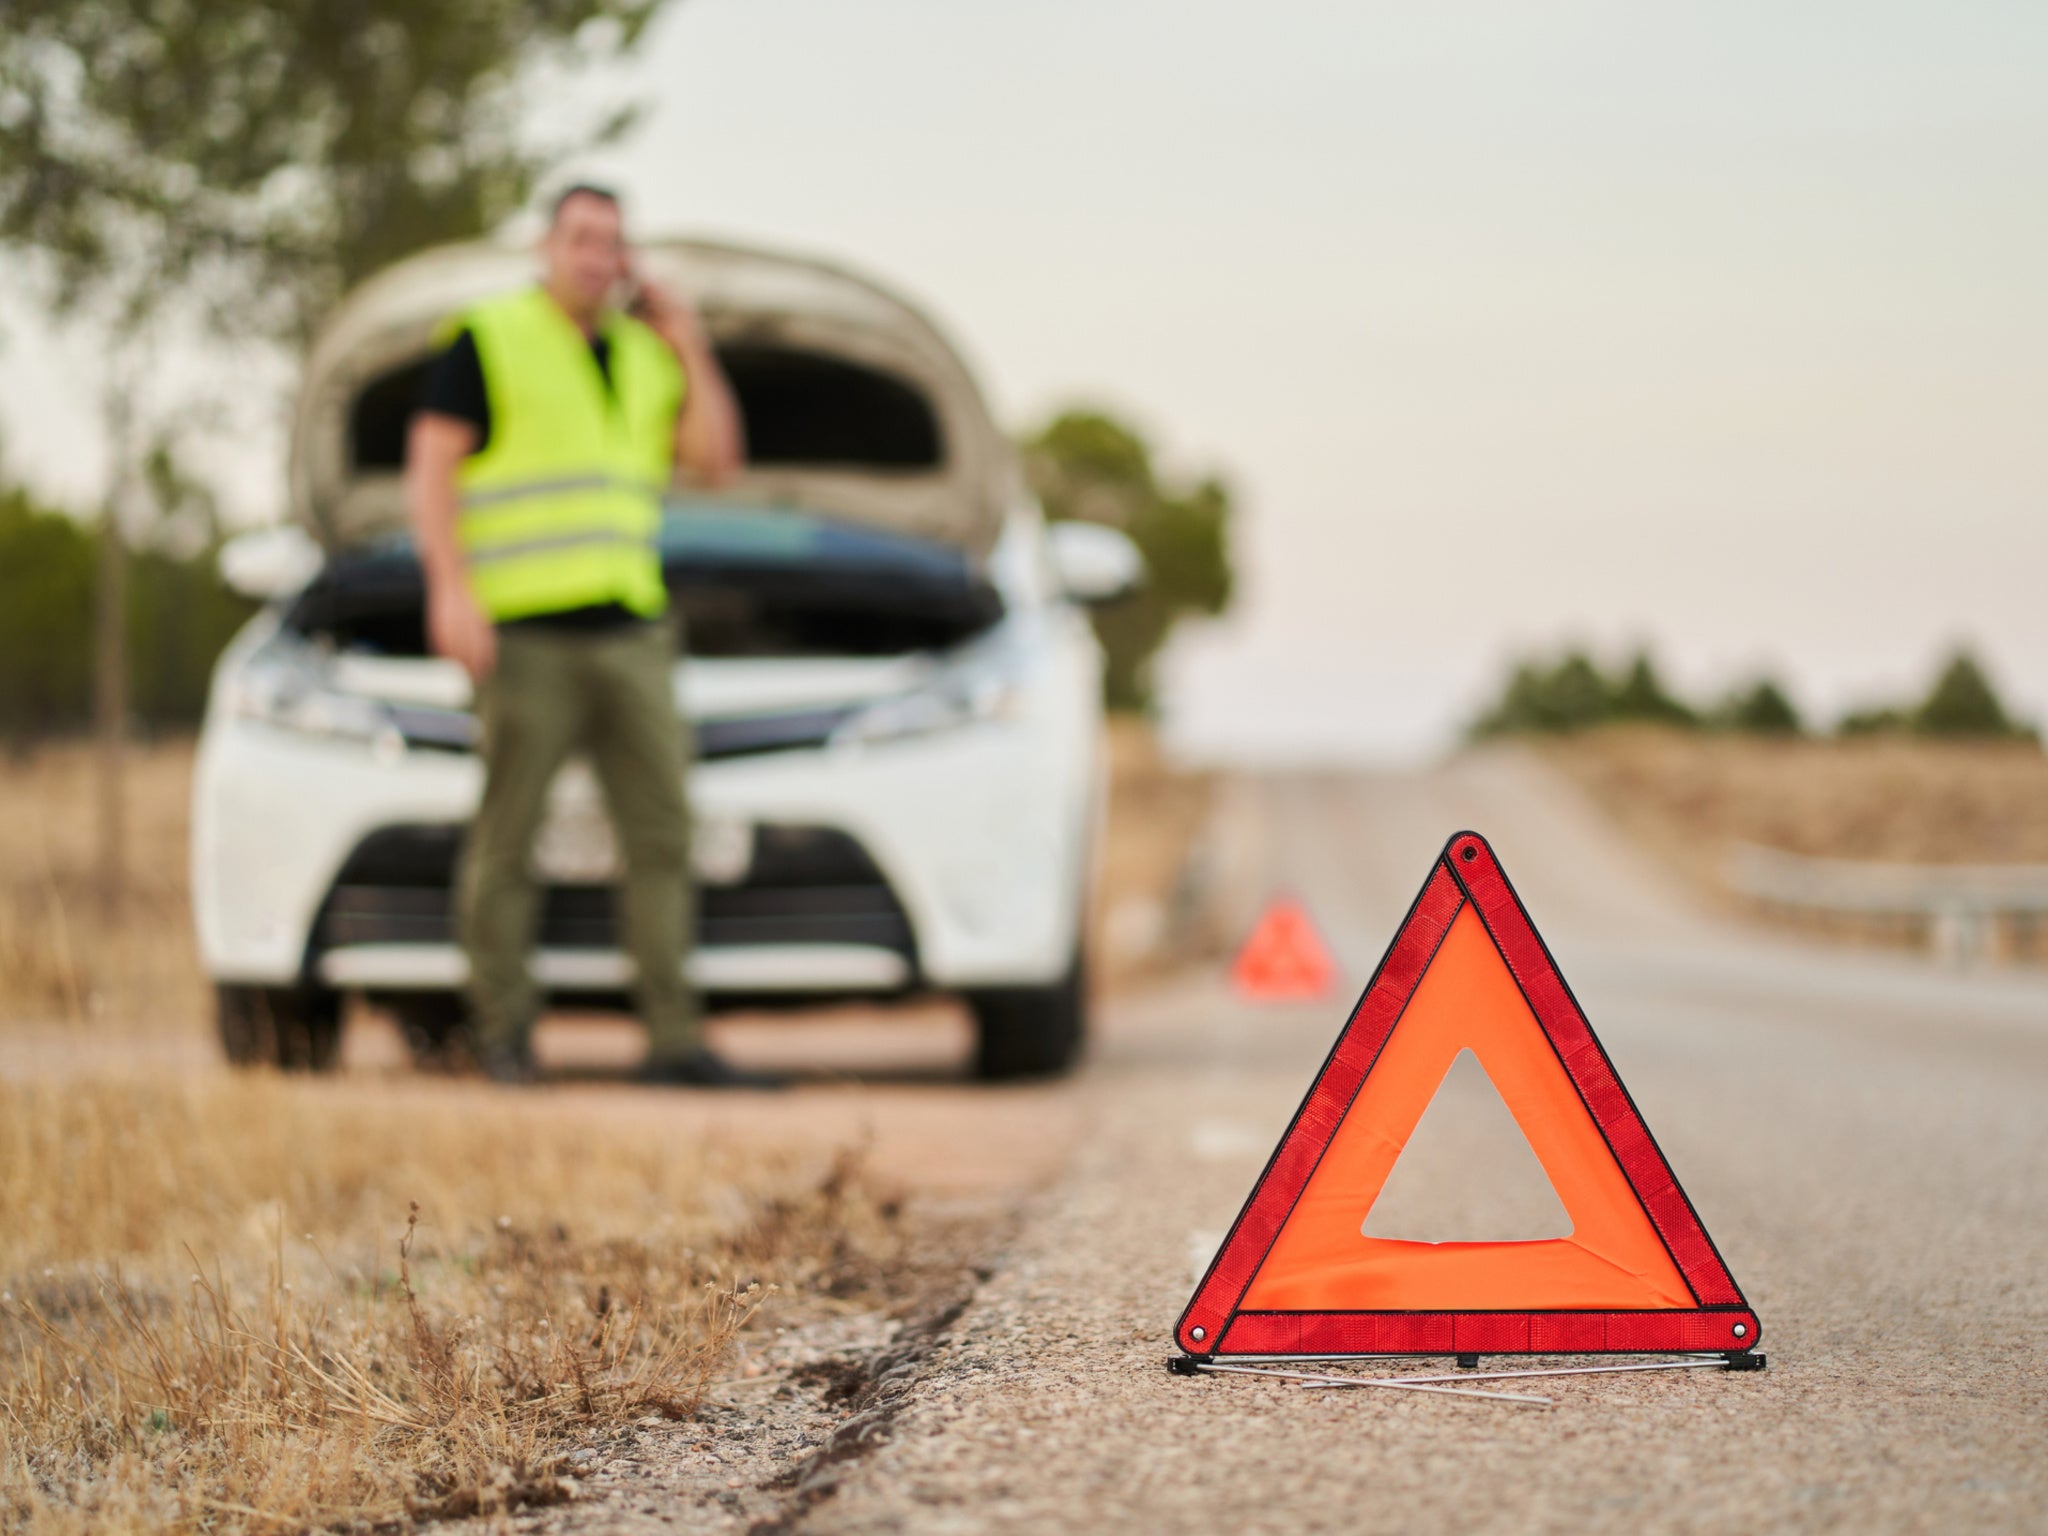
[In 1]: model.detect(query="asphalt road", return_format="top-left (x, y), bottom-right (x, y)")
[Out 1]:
top-left (787, 753), bottom-right (2048, 1535)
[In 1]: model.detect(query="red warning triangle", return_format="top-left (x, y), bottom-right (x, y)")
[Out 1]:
top-left (1231, 897), bottom-right (1336, 1001)
top-left (1179, 831), bottom-right (1759, 1359)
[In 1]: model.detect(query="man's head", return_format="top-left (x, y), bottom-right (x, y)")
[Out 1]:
top-left (540, 183), bottom-right (627, 324)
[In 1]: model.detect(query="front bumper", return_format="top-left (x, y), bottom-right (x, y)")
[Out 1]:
top-left (312, 822), bottom-right (917, 1000)
top-left (193, 694), bottom-right (1089, 999)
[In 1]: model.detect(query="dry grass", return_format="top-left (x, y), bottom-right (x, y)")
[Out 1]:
top-left (1541, 726), bottom-right (2048, 957)
top-left (0, 740), bottom-right (207, 1030)
top-left (0, 1074), bottom-right (895, 1533)
top-left (1543, 727), bottom-right (2048, 868)
top-left (1093, 717), bottom-right (1218, 987)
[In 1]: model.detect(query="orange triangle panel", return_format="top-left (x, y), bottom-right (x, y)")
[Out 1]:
top-left (1231, 897), bottom-right (1336, 1001)
top-left (1178, 831), bottom-right (1760, 1358)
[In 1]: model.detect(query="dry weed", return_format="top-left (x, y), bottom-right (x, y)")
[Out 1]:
top-left (1541, 726), bottom-right (2048, 958)
top-left (1093, 718), bottom-right (1217, 985)
top-left (0, 740), bottom-right (205, 1028)
top-left (0, 1074), bottom-right (893, 1533)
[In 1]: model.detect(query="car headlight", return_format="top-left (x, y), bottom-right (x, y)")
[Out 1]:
top-left (830, 640), bottom-right (1028, 750)
top-left (226, 637), bottom-right (403, 755)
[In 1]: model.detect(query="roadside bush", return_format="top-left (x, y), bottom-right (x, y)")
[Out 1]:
top-left (1470, 649), bottom-right (1730, 738)
top-left (1836, 648), bottom-right (2036, 742)
top-left (1610, 653), bottom-right (1699, 728)
top-left (1477, 642), bottom-right (2040, 745)
top-left (1914, 651), bottom-right (2030, 739)
top-left (1716, 678), bottom-right (1803, 736)
top-left (1837, 705), bottom-right (1912, 737)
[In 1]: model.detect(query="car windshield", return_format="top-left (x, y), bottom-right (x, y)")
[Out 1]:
top-left (283, 501), bottom-right (1003, 660)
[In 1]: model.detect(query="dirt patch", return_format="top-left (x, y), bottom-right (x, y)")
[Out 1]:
top-left (758, 1280), bottom-right (979, 1525)
top-left (507, 1223), bottom-right (999, 1536)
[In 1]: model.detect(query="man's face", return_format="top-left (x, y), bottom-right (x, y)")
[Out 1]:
top-left (542, 194), bottom-right (627, 312)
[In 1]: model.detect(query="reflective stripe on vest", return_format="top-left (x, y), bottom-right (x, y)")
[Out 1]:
top-left (451, 287), bottom-right (685, 622)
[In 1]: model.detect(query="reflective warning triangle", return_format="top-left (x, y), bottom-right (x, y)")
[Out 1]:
top-left (1230, 897), bottom-right (1337, 1001)
top-left (1179, 831), bottom-right (1760, 1358)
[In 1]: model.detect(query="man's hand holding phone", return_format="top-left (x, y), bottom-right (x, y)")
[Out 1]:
top-left (619, 248), bottom-right (744, 487)
top-left (621, 251), bottom-right (704, 348)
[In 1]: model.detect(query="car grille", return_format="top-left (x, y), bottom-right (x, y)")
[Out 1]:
top-left (314, 823), bottom-right (914, 958)
top-left (389, 706), bottom-right (855, 760)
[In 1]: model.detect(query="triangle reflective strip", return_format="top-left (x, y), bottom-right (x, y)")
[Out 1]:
top-left (1177, 831), bottom-right (1759, 1358)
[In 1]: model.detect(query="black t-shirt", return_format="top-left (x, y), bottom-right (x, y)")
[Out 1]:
top-left (416, 327), bottom-right (643, 632)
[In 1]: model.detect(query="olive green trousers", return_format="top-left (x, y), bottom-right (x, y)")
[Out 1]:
top-left (458, 621), bottom-right (697, 1061)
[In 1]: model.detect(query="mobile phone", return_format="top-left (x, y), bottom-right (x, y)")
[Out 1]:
top-left (618, 249), bottom-right (649, 318)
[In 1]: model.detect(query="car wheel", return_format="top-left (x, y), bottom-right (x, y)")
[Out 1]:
top-left (968, 946), bottom-right (1088, 1081)
top-left (216, 984), bottom-right (344, 1072)
top-left (387, 994), bottom-right (472, 1071)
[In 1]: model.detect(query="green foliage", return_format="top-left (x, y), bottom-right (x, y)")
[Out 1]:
top-left (1835, 649), bottom-right (2035, 741)
top-left (1479, 642), bottom-right (2041, 744)
top-left (0, 0), bottom-right (674, 343)
top-left (0, 488), bottom-right (95, 736)
top-left (0, 1), bottom-right (674, 755)
top-left (1715, 678), bottom-right (1803, 736)
top-left (1474, 652), bottom-right (1610, 735)
top-left (1837, 705), bottom-right (1911, 737)
top-left (1023, 410), bottom-right (1234, 712)
top-left (1913, 650), bottom-right (2028, 739)
top-left (0, 486), bottom-right (253, 740)
top-left (1470, 648), bottom-right (1710, 737)
top-left (1610, 653), bottom-right (1698, 727)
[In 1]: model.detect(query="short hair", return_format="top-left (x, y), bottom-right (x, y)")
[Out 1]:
top-left (550, 183), bottom-right (622, 226)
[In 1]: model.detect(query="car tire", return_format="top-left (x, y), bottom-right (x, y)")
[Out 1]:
top-left (216, 984), bottom-right (344, 1072)
top-left (968, 946), bottom-right (1088, 1081)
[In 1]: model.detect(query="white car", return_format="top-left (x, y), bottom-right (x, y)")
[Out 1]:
top-left (193, 238), bottom-right (1139, 1078)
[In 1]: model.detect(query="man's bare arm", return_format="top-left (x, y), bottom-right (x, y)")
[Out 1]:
top-left (405, 411), bottom-right (497, 682)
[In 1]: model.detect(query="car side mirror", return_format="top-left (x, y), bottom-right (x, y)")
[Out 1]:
top-left (1048, 520), bottom-right (1142, 605)
top-left (220, 524), bottom-right (324, 601)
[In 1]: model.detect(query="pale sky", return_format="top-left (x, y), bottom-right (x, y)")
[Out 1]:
top-left (6, 0), bottom-right (2045, 760)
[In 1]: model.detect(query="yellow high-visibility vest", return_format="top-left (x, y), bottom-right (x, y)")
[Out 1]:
top-left (451, 287), bottom-right (685, 621)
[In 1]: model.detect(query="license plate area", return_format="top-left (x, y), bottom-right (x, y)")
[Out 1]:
top-left (531, 764), bottom-right (753, 886)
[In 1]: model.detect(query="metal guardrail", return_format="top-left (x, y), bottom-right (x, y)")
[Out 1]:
top-left (1726, 843), bottom-right (2048, 964)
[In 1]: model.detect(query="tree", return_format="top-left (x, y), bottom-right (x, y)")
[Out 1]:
top-left (1470, 648), bottom-right (1805, 738)
top-left (0, 486), bottom-right (96, 739)
top-left (1914, 650), bottom-right (2028, 739)
top-left (1717, 677), bottom-right (1802, 736)
top-left (1609, 651), bottom-right (1697, 727)
top-left (1469, 650), bottom-right (1614, 736)
top-left (1023, 409), bottom-right (1234, 712)
top-left (0, 479), bottom-right (256, 743)
top-left (0, 0), bottom-right (669, 346)
top-left (0, 0), bottom-right (675, 904)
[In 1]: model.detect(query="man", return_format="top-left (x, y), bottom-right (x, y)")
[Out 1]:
top-left (406, 183), bottom-right (770, 1087)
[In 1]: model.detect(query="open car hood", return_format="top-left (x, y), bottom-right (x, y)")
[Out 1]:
top-left (290, 238), bottom-right (1017, 559)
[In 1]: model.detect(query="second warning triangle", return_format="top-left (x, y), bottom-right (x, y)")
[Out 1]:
top-left (1231, 896), bottom-right (1336, 1001)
